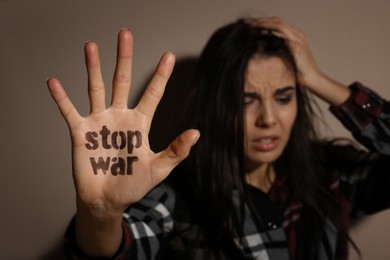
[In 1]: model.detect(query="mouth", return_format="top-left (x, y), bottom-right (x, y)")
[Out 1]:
top-left (252, 136), bottom-right (279, 152)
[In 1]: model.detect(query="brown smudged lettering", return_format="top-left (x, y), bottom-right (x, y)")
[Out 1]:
top-left (110, 157), bottom-right (125, 175)
top-left (86, 126), bottom-right (143, 176)
top-left (126, 156), bottom-right (138, 175)
top-left (85, 131), bottom-right (98, 150)
top-left (127, 131), bottom-right (142, 154)
top-left (89, 157), bottom-right (110, 175)
top-left (111, 131), bottom-right (127, 150)
top-left (100, 125), bottom-right (111, 149)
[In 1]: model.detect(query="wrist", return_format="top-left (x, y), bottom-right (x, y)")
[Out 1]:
top-left (75, 207), bottom-right (124, 257)
top-left (75, 193), bottom-right (127, 219)
top-left (299, 69), bottom-right (327, 91)
top-left (76, 195), bottom-right (124, 228)
top-left (301, 72), bottom-right (351, 106)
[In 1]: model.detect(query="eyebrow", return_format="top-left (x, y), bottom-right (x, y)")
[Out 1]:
top-left (244, 85), bottom-right (296, 97)
top-left (274, 86), bottom-right (296, 95)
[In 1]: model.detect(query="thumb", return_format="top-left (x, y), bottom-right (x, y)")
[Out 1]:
top-left (152, 129), bottom-right (200, 182)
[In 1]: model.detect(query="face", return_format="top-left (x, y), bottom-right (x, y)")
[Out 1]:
top-left (243, 56), bottom-right (297, 171)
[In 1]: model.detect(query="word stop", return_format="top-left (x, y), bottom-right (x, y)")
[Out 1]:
top-left (85, 125), bottom-right (142, 175)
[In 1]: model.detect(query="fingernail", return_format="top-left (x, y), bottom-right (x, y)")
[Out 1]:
top-left (84, 40), bottom-right (94, 45)
top-left (168, 50), bottom-right (176, 56)
top-left (244, 18), bottom-right (257, 28)
top-left (192, 132), bottom-right (201, 146)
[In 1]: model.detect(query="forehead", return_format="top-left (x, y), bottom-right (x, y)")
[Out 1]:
top-left (244, 56), bottom-right (295, 92)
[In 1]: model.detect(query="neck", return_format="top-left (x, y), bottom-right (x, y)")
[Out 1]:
top-left (245, 164), bottom-right (275, 193)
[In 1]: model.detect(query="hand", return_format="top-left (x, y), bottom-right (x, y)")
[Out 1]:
top-left (249, 17), bottom-right (325, 89)
top-left (248, 17), bottom-right (350, 106)
top-left (47, 29), bottom-right (199, 218)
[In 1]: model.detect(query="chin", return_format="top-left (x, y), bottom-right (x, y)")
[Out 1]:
top-left (246, 152), bottom-right (281, 166)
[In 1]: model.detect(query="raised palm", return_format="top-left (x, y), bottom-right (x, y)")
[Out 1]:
top-left (47, 29), bottom-right (199, 216)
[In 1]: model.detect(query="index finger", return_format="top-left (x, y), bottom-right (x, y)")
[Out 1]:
top-left (255, 17), bottom-right (302, 40)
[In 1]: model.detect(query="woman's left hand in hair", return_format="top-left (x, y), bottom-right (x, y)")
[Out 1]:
top-left (251, 17), bottom-right (351, 106)
top-left (251, 17), bottom-right (323, 89)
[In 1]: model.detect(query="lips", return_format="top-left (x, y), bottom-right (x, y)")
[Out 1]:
top-left (251, 136), bottom-right (279, 152)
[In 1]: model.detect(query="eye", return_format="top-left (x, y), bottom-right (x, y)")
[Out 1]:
top-left (244, 96), bottom-right (255, 105)
top-left (275, 95), bottom-right (293, 105)
top-left (243, 93), bottom-right (258, 105)
top-left (274, 86), bottom-right (296, 105)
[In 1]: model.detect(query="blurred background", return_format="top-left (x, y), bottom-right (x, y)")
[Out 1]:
top-left (1, 1), bottom-right (389, 259)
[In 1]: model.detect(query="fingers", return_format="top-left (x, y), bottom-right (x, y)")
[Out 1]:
top-left (153, 129), bottom-right (200, 182)
top-left (111, 29), bottom-right (133, 109)
top-left (47, 77), bottom-right (82, 128)
top-left (254, 17), bottom-right (304, 42)
top-left (85, 41), bottom-right (106, 113)
top-left (136, 52), bottom-right (175, 119)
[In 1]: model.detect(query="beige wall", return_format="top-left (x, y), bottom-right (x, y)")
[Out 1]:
top-left (1, 1), bottom-right (389, 259)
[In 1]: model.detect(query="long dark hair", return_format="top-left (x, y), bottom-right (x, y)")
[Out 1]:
top-left (170, 19), bottom-right (346, 259)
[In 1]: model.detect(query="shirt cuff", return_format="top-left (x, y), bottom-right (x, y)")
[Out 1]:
top-left (64, 217), bottom-right (134, 259)
top-left (329, 82), bottom-right (384, 132)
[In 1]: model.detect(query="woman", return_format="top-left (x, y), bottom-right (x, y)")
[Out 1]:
top-left (47, 17), bottom-right (390, 259)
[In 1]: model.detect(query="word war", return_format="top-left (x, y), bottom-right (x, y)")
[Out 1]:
top-left (85, 125), bottom-right (142, 175)
top-left (89, 156), bottom-right (138, 176)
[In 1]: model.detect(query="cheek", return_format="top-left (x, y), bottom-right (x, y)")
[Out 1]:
top-left (243, 107), bottom-right (256, 128)
top-left (279, 104), bottom-right (297, 133)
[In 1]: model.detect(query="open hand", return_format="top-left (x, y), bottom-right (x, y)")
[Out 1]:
top-left (47, 29), bottom-right (199, 217)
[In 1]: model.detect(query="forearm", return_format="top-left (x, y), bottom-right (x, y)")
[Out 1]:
top-left (75, 205), bottom-right (124, 257)
top-left (304, 71), bottom-right (351, 107)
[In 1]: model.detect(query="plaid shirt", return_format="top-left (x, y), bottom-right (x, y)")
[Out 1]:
top-left (66, 82), bottom-right (390, 259)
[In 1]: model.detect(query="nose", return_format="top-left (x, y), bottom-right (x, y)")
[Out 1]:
top-left (256, 102), bottom-right (276, 127)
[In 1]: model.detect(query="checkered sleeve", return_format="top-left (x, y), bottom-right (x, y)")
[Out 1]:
top-left (122, 184), bottom-right (176, 260)
top-left (329, 82), bottom-right (390, 155)
top-left (64, 217), bottom-right (134, 259)
top-left (328, 82), bottom-right (390, 218)
top-left (64, 185), bottom-right (177, 260)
